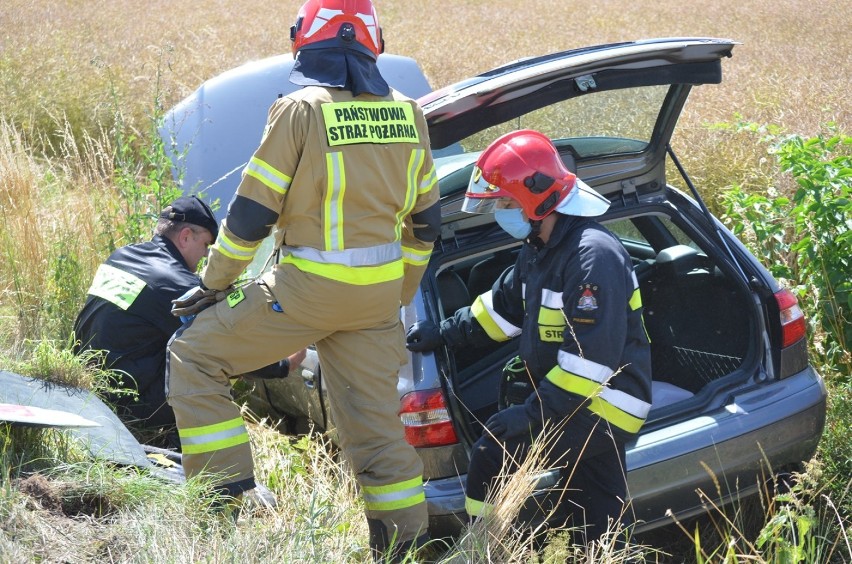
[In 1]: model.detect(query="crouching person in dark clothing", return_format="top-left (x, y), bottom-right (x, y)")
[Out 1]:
top-left (74, 196), bottom-right (219, 448)
top-left (74, 196), bottom-right (303, 449)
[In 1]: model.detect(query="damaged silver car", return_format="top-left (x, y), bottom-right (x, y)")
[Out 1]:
top-left (161, 37), bottom-right (827, 536)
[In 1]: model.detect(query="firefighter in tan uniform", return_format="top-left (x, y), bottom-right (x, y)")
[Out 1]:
top-left (165, 0), bottom-right (440, 559)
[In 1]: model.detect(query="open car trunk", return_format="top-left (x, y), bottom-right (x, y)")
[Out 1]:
top-left (428, 193), bottom-right (760, 447)
top-left (418, 37), bottom-right (756, 449)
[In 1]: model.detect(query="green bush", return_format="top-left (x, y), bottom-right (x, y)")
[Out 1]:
top-left (721, 125), bottom-right (851, 375)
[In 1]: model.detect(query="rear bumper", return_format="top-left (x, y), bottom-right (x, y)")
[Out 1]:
top-left (424, 474), bottom-right (468, 538)
top-left (420, 365), bottom-right (827, 537)
top-left (627, 365), bottom-right (827, 531)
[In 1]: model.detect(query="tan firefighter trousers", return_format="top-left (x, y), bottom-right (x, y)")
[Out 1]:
top-left (166, 263), bottom-right (427, 541)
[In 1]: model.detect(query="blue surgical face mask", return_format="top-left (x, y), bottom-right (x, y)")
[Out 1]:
top-left (494, 207), bottom-right (532, 239)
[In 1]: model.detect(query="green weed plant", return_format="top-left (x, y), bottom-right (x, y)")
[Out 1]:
top-left (721, 123), bottom-right (851, 375)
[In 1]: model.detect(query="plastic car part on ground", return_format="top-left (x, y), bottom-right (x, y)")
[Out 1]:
top-left (0, 402), bottom-right (100, 428)
top-left (0, 369), bottom-right (178, 481)
top-left (0, 369), bottom-right (281, 508)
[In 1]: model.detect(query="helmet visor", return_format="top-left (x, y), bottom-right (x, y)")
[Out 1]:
top-left (462, 165), bottom-right (510, 215)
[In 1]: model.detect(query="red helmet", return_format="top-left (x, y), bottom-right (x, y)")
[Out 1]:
top-left (290, 0), bottom-right (384, 59)
top-left (463, 130), bottom-right (609, 220)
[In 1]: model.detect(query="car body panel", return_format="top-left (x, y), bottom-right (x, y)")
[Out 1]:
top-left (627, 366), bottom-right (826, 529)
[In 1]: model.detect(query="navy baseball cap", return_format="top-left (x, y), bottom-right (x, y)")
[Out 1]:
top-left (160, 196), bottom-right (219, 239)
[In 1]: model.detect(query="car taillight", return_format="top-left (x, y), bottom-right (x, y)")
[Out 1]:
top-left (775, 288), bottom-right (807, 347)
top-left (399, 389), bottom-right (459, 448)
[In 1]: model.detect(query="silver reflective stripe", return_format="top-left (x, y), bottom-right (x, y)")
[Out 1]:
top-left (407, 150), bottom-right (426, 201)
top-left (396, 149), bottom-right (426, 239)
top-left (631, 270), bottom-right (639, 289)
top-left (214, 230), bottom-right (260, 261)
top-left (402, 245), bottom-right (431, 266)
top-left (419, 164), bottom-right (437, 195)
top-left (541, 288), bottom-right (563, 309)
top-left (87, 264), bottom-right (146, 311)
top-left (480, 290), bottom-right (522, 337)
top-left (599, 386), bottom-right (652, 419)
top-left (281, 242), bottom-right (402, 267)
top-left (557, 349), bottom-right (614, 383)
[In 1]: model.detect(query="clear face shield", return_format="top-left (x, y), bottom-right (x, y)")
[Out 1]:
top-left (461, 166), bottom-right (513, 215)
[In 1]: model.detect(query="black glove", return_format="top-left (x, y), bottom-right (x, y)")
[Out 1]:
top-left (243, 359), bottom-right (290, 380)
top-left (484, 405), bottom-right (539, 441)
top-left (405, 320), bottom-right (445, 352)
top-left (171, 285), bottom-right (233, 319)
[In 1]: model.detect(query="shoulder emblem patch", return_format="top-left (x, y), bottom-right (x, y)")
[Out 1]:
top-left (576, 283), bottom-right (599, 311)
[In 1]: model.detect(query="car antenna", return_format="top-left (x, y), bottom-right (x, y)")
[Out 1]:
top-left (666, 143), bottom-right (750, 286)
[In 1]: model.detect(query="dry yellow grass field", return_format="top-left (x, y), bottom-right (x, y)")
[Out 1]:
top-left (2, 0), bottom-right (850, 200)
top-left (3, 0), bottom-right (850, 132)
top-left (0, 0), bottom-right (849, 343)
top-left (1, 0), bottom-right (849, 342)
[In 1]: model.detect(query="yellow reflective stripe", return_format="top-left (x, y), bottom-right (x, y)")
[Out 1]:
top-left (471, 292), bottom-right (521, 342)
top-left (539, 325), bottom-right (564, 342)
top-left (280, 254), bottom-right (403, 285)
top-left (178, 417), bottom-right (250, 455)
top-left (545, 366), bottom-right (650, 433)
top-left (465, 496), bottom-right (494, 518)
top-left (418, 164), bottom-right (437, 195)
top-left (629, 288), bottom-right (642, 311)
top-left (547, 366), bottom-right (603, 398)
top-left (402, 245), bottom-right (432, 266)
top-left (245, 156), bottom-right (292, 195)
top-left (362, 477), bottom-right (425, 512)
top-left (87, 264), bottom-right (146, 310)
top-left (551, 366), bottom-right (651, 419)
top-left (587, 396), bottom-right (646, 434)
top-left (323, 152), bottom-right (346, 251)
top-left (538, 303), bottom-right (566, 343)
top-left (211, 232), bottom-right (260, 262)
top-left (538, 307), bottom-right (565, 326)
top-left (396, 149), bottom-right (425, 240)
top-left (321, 101), bottom-right (420, 146)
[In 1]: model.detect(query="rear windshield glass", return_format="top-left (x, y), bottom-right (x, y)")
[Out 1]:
top-left (460, 85), bottom-right (668, 157)
top-left (436, 85), bottom-right (669, 196)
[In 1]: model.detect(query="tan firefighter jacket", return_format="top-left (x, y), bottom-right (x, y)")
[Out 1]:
top-left (201, 86), bottom-right (440, 303)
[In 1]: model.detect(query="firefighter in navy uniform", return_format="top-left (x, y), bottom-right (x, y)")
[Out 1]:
top-left (406, 130), bottom-right (652, 544)
top-left (165, 0), bottom-right (440, 559)
top-left (73, 196), bottom-right (218, 447)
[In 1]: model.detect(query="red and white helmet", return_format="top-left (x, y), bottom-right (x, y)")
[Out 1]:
top-left (463, 130), bottom-right (609, 220)
top-left (290, 0), bottom-right (384, 59)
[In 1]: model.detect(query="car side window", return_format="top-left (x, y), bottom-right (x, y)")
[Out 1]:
top-left (606, 215), bottom-right (698, 255)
